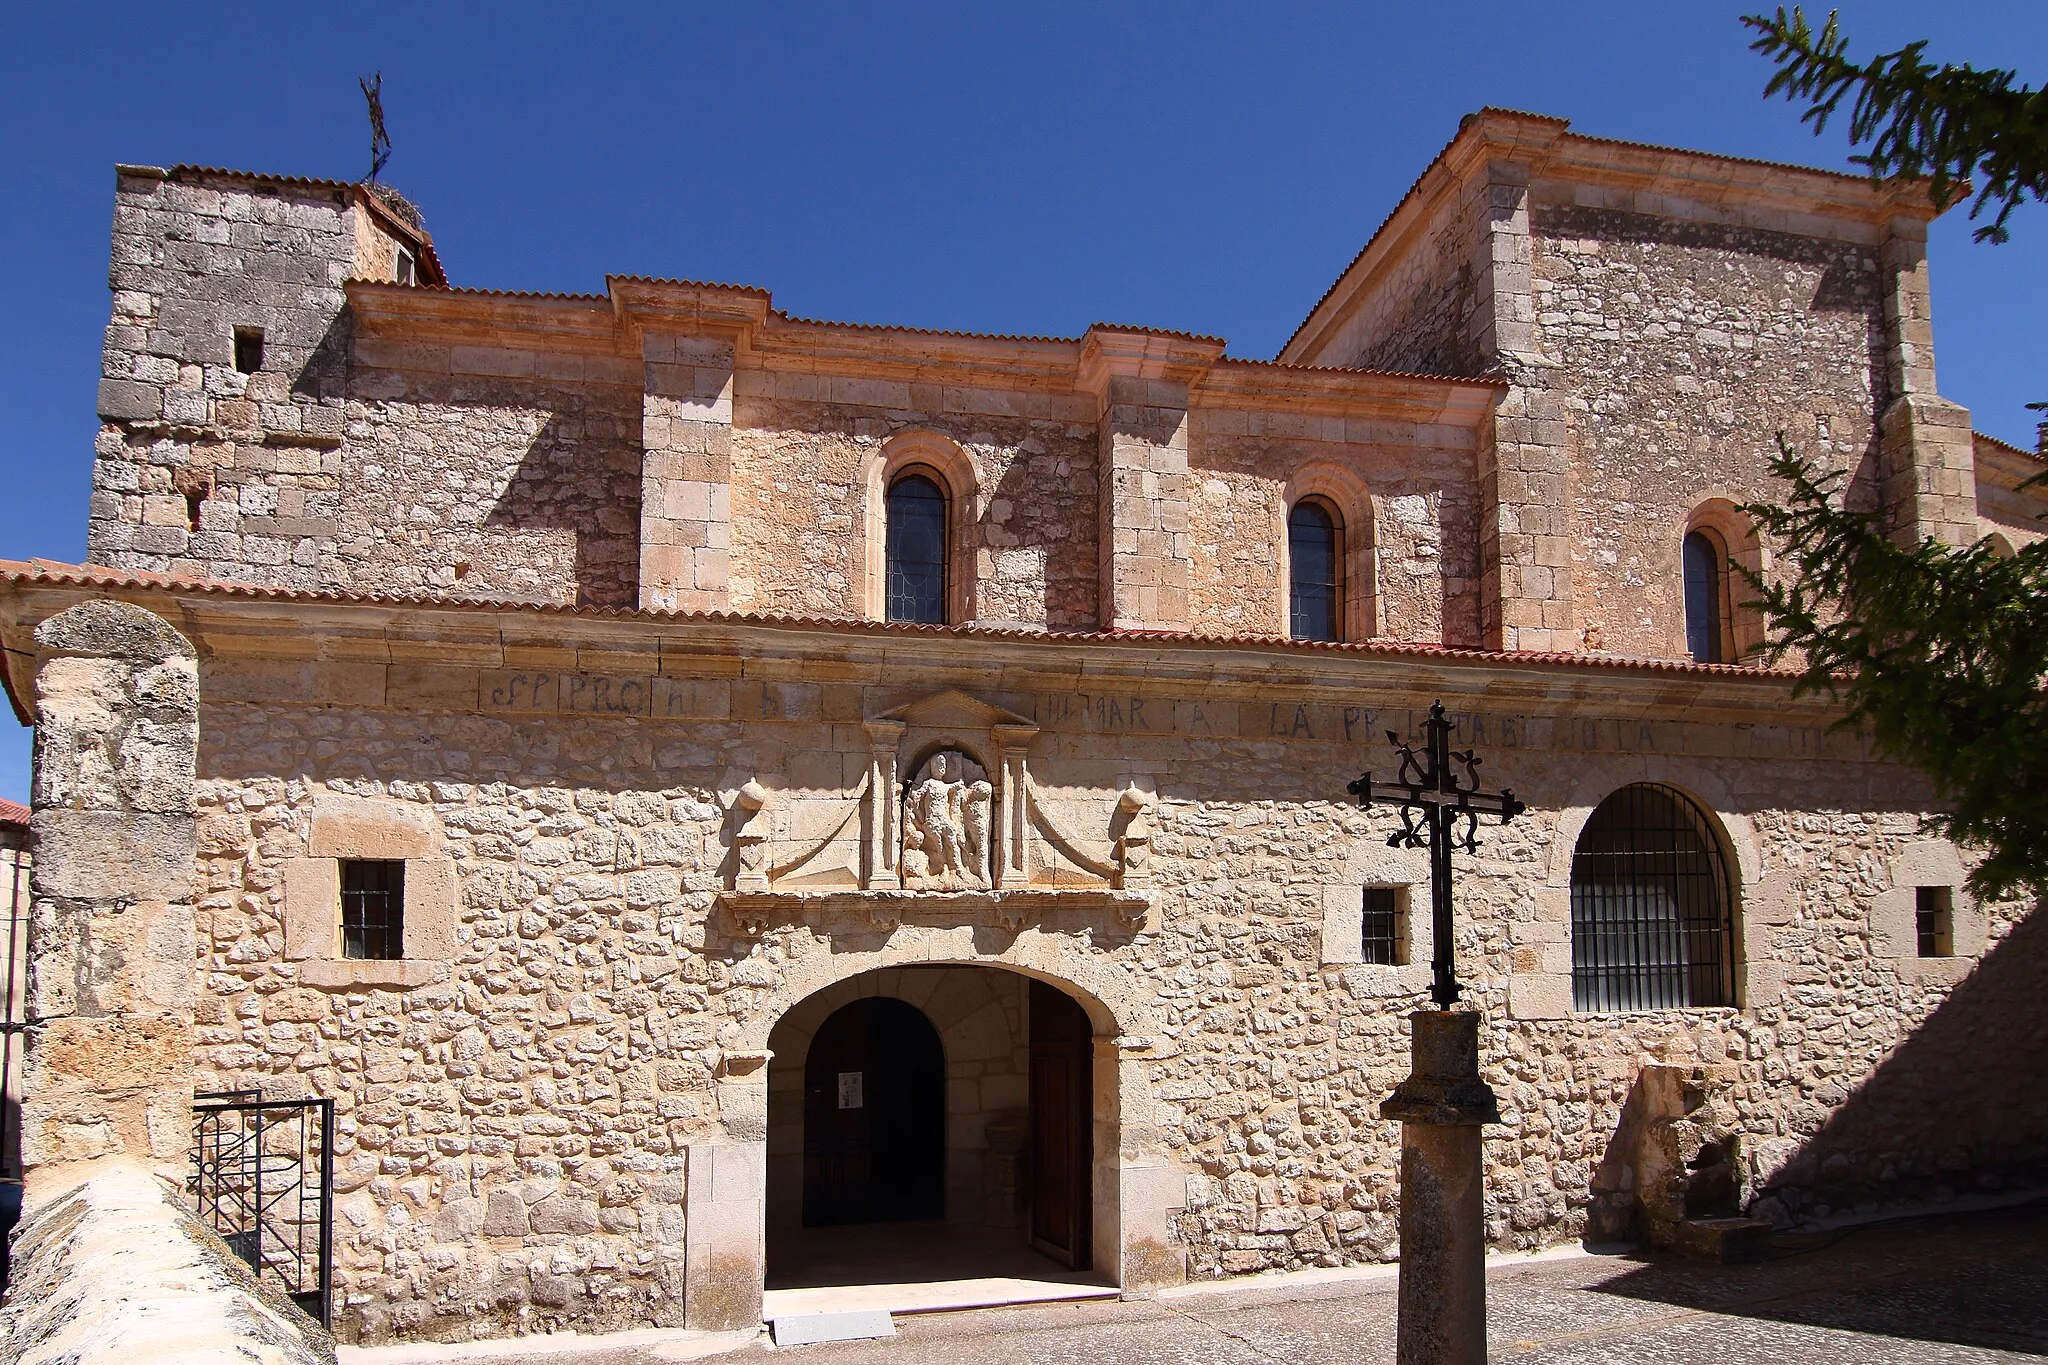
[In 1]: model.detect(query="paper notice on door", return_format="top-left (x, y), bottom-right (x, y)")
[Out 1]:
top-left (837, 1071), bottom-right (863, 1109)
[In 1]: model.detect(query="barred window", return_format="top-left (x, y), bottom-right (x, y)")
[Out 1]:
top-left (1570, 784), bottom-right (1734, 1011)
top-left (341, 860), bottom-right (405, 961)
top-left (1288, 500), bottom-right (1341, 642)
top-left (885, 471), bottom-right (948, 625)
top-left (1915, 886), bottom-right (1954, 958)
top-left (1361, 887), bottom-right (1402, 965)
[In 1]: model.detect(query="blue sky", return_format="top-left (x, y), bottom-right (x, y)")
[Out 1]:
top-left (1, 2), bottom-right (2042, 801)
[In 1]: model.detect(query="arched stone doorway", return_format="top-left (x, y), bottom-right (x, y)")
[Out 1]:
top-left (760, 965), bottom-right (1108, 1301)
top-left (677, 938), bottom-right (1189, 1331)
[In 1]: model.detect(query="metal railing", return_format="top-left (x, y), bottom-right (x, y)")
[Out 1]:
top-left (191, 1091), bottom-right (336, 1328)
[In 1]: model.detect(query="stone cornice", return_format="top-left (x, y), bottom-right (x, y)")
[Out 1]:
top-left (1077, 326), bottom-right (1228, 397)
top-left (0, 565), bottom-right (1845, 731)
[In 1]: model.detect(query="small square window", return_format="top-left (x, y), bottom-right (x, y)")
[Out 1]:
top-left (341, 860), bottom-right (405, 961)
top-left (1915, 886), bottom-right (1953, 958)
top-left (1362, 887), bottom-right (1405, 966)
top-left (233, 327), bottom-right (265, 374)
top-left (394, 245), bottom-right (417, 286)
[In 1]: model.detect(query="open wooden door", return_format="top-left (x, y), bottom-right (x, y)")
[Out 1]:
top-left (803, 997), bottom-right (945, 1226)
top-left (1027, 980), bottom-right (1093, 1268)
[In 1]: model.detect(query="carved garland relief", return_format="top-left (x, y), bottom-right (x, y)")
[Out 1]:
top-left (717, 689), bottom-right (1152, 935)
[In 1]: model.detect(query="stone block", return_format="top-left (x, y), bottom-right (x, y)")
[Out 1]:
top-left (307, 794), bottom-right (441, 860)
top-left (97, 378), bottom-right (162, 421)
top-left (32, 810), bottom-right (195, 903)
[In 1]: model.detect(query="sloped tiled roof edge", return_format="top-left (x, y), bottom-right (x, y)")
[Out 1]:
top-left (0, 558), bottom-right (1800, 684)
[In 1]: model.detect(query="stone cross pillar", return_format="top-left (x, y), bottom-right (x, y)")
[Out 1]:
top-left (21, 600), bottom-right (199, 1191)
top-left (1380, 1010), bottom-right (1499, 1365)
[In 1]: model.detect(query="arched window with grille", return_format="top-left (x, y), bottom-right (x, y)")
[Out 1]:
top-left (1682, 529), bottom-right (1726, 663)
top-left (885, 470), bottom-right (949, 624)
top-left (1288, 499), bottom-right (1341, 642)
top-left (1570, 783), bottom-right (1735, 1012)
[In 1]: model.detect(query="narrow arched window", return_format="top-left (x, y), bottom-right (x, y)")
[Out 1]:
top-left (1682, 530), bottom-right (1725, 664)
top-left (1570, 784), bottom-right (1735, 1012)
top-left (1288, 500), bottom-right (1341, 642)
top-left (885, 471), bottom-right (948, 624)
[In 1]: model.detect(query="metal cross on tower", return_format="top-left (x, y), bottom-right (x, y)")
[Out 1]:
top-left (1348, 700), bottom-right (1526, 1009)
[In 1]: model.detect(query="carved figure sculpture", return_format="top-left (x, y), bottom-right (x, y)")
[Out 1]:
top-left (963, 780), bottom-right (993, 889)
top-left (901, 750), bottom-right (992, 889)
top-left (732, 779), bottom-right (772, 892)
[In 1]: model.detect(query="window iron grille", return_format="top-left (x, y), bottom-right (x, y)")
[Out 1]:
top-left (341, 859), bottom-right (404, 961)
top-left (1362, 887), bottom-right (1401, 965)
top-left (1570, 783), bottom-right (1734, 1012)
top-left (191, 1092), bottom-right (335, 1328)
top-left (1916, 885), bottom-right (1953, 957)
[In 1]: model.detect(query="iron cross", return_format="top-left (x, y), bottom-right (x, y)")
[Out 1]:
top-left (1347, 700), bottom-right (1526, 1009)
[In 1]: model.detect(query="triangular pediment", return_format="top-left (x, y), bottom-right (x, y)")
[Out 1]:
top-left (874, 687), bottom-right (1036, 732)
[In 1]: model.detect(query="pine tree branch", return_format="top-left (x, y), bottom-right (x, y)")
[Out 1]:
top-left (1742, 7), bottom-right (2048, 242)
top-left (1740, 441), bottom-right (2048, 898)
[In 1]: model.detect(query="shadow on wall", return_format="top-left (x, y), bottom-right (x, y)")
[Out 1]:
top-left (1589, 898), bottom-right (2048, 1250)
top-left (1754, 898), bottom-right (2048, 1224)
top-left (485, 412), bottom-right (643, 608)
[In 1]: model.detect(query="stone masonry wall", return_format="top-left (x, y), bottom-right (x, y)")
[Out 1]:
top-left (1303, 170), bottom-right (1491, 378)
top-left (1529, 204), bottom-right (1891, 660)
top-left (728, 384), bottom-right (1100, 629)
top-left (341, 348), bottom-right (643, 606)
top-left (172, 652), bottom-right (2043, 1344)
top-left (91, 169), bottom-right (356, 578)
top-left (1185, 415), bottom-right (1482, 645)
top-left (88, 172), bottom-right (643, 608)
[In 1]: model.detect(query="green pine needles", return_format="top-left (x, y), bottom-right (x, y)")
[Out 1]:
top-left (1741, 444), bottom-right (2048, 899)
top-left (1743, 7), bottom-right (2048, 244)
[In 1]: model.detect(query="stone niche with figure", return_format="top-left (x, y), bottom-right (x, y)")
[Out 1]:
top-left (716, 688), bottom-right (1153, 935)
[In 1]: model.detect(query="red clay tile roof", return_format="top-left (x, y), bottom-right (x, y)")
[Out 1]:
top-left (0, 558), bottom-right (1800, 683)
top-left (1974, 430), bottom-right (2046, 464)
top-left (0, 799), bottom-right (26, 829)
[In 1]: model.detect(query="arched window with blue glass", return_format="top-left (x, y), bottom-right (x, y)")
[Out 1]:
top-left (1288, 498), bottom-right (1342, 642)
top-left (885, 469), bottom-right (949, 625)
top-left (1681, 528), bottom-right (1728, 664)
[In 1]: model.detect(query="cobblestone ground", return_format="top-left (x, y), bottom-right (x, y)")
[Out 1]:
top-left (368, 1201), bottom-right (2047, 1365)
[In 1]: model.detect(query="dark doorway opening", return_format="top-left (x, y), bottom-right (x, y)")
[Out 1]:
top-left (1028, 979), bottom-right (1093, 1269)
top-left (803, 996), bottom-right (946, 1226)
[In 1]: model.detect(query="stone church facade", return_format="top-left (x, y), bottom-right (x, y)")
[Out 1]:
top-left (3, 108), bottom-right (2044, 1345)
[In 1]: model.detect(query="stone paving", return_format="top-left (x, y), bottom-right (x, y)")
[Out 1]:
top-left (367, 1201), bottom-right (2047, 1364)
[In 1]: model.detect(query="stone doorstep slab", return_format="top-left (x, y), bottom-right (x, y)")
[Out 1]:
top-left (336, 1325), bottom-right (761, 1364)
top-left (761, 1275), bottom-right (1117, 1320)
top-left (769, 1310), bottom-right (898, 1346)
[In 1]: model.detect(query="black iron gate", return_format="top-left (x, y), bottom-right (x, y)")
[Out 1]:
top-left (191, 1091), bottom-right (336, 1327)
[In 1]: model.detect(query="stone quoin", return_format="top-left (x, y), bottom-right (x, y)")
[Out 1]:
top-left (1, 107), bottom-right (2043, 1348)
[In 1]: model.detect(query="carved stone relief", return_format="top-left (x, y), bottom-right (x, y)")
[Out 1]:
top-left (901, 749), bottom-right (992, 890)
top-left (717, 689), bottom-right (1154, 935)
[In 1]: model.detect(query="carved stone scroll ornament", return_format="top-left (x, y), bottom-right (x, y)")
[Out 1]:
top-left (1114, 786), bottom-right (1155, 891)
top-left (731, 779), bottom-right (772, 893)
